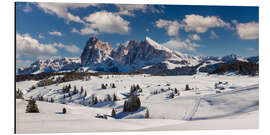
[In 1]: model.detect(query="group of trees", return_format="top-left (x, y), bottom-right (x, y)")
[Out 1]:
top-left (16, 89), bottom-right (23, 99)
top-left (90, 93), bottom-right (119, 105)
top-left (130, 84), bottom-right (142, 94)
top-left (210, 61), bottom-right (258, 75)
top-left (123, 93), bottom-right (141, 112)
top-left (26, 98), bottom-right (39, 113)
top-left (25, 98), bottom-right (68, 114)
top-left (101, 83), bottom-right (116, 89)
top-left (37, 79), bottom-right (55, 87)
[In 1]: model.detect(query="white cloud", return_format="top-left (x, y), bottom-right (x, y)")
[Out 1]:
top-left (16, 33), bottom-right (80, 58)
top-left (155, 19), bottom-right (183, 36)
top-left (162, 38), bottom-right (200, 52)
top-left (16, 33), bottom-right (58, 57)
top-left (23, 3), bottom-right (32, 13)
top-left (48, 31), bottom-right (62, 36)
top-left (210, 30), bottom-right (219, 39)
top-left (80, 11), bottom-right (130, 35)
top-left (115, 4), bottom-right (163, 16)
top-left (182, 14), bottom-right (231, 33)
top-left (52, 43), bottom-right (80, 53)
top-left (233, 21), bottom-right (259, 40)
top-left (115, 4), bottom-right (147, 16)
top-left (72, 25), bottom-right (98, 35)
top-left (36, 3), bottom-right (97, 23)
top-left (188, 34), bottom-right (201, 40)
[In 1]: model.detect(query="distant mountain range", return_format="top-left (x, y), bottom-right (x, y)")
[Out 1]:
top-left (18, 36), bottom-right (259, 75)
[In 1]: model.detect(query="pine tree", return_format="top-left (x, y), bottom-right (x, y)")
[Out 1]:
top-left (111, 108), bottom-right (116, 117)
top-left (16, 89), bottom-right (23, 99)
top-left (51, 98), bottom-right (54, 103)
top-left (174, 88), bottom-right (178, 94)
top-left (62, 107), bottom-right (67, 114)
top-left (84, 91), bottom-right (87, 98)
top-left (39, 96), bottom-right (44, 101)
top-left (26, 99), bottom-right (39, 113)
top-left (113, 93), bottom-right (118, 101)
top-left (123, 94), bottom-right (141, 112)
top-left (112, 83), bottom-right (116, 88)
top-left (145, 109), bottom-right (150, 118)
top-left (80, 86), bottom-right (84, 94)
top-left (106, 94), bottom-right (112, 102)
top-left (185, 84), bottom-right (191, 90)
top-left (101, 83), bottom-right (107, 89)
top-left (94, 97), bottom-right (98, 105)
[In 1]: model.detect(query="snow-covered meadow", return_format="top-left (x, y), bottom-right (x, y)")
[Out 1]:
top-left (16, 73), bottom-right (259, 133)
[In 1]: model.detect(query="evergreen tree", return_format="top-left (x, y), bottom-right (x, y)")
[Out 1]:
top-left (51, 98), bottom-right (54, 103)
top-left (39, 96), bottom-right (44, 101)
top-left (106, 94), bottom-right (112, 102)
top-left (174, 88), bottom-right (178, 94)
top-left (94, 97), bottom-right (98, 105)
top-left (16, 89), bottom-right (23, 99)
top-left (84, 91), bottom-right (87, 98)
top-left (101, 83), bottom-right (107, 89)
top-left (73, 85), bottom-right (78, 94)
top-left (111, 108), bottom-right (116, 117)
top-left (123, 94), bottom-right (141, 112)
top-left (185, 84), bottom-right (191, 90)
top-left (62, 107), bottom-right (67, 114)
top-left (145, 109), bottom-right (150, 118)
top-left (112, 83), bottom-right (116, 88)
top-left (113, 93), bottom-right (118, 101)
top-left (26, 99), bottom-right (39, 113)
top-left (80, 86), bottom-right (84, 94)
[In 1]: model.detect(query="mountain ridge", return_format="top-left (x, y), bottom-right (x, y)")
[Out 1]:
top-left (18, 36), bottom-right (259, 75)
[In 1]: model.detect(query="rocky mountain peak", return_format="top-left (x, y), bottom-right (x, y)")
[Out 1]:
top-left (81, 37), bottom-right (113, 66)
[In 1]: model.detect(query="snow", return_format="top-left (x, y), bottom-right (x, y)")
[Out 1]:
top-left (16, 74), bottom-right (258, 133)
top-left (145, 36), bottom-right (172, 52)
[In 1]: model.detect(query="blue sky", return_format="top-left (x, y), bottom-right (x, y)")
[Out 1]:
top-left (16, 2), bottom-right (258, 68)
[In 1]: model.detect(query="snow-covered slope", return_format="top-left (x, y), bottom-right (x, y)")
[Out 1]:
top-left (16, 74), bottom-right (258, 133)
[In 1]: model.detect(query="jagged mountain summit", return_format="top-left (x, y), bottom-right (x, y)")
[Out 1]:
top-left (80, 36), bottom-right (200, 72)
top-left (18, 36), bottom-right (258, 75)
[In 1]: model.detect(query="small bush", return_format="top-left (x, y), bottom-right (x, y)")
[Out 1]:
top-left (30, 85), bottom-right (36, 90)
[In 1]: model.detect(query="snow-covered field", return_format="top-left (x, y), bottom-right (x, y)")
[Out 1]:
top-left (16, 73), bottom-right (259, 133)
